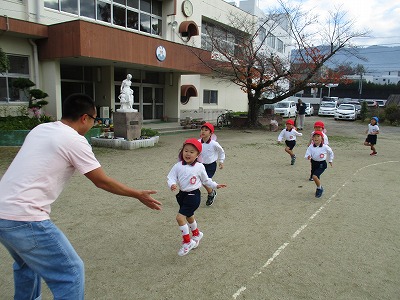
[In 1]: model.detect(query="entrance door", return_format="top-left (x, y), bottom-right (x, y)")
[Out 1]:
top-left (142, 85), bottom-right (164, 120)
top-left (115, 84), bottom-right (163, 120)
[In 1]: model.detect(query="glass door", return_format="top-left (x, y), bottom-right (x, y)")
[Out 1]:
top-left (116, 84), bottom-right (163, 120)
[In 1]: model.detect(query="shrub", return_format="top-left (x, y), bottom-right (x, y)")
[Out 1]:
top-left (141, 128), bottom-right (159, 137)
top-left (359, 101), bottom-right (368, 122)
top-left (0, 115), bottom-right (54, 130)
top-left (384, 104), bottom-right (400, 125)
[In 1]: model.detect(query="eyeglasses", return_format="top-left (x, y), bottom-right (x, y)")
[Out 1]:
top-left (84, 114), bottom-right (97, 123)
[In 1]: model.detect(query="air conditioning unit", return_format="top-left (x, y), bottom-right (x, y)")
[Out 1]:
top-left (99, 106), bottom-right (109, 118)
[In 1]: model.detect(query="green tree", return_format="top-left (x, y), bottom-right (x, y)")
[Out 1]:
top-left (0, 47), bottom-right (10, 74)
top-left (359, 101), bottom-right (368, 122)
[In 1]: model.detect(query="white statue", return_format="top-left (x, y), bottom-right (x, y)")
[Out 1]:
top-left (117, 74), bottom-right (137, 112)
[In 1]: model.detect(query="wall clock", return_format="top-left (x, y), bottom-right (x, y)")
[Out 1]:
top-left (182, 0), bottom-right (193, 17)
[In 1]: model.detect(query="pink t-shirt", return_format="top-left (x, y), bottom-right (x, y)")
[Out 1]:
top-left (0, 121), bottom-right (101, 221)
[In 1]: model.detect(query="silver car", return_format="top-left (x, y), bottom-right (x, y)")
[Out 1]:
top-left (305, 103), bottom-right (314, 116)
top-left (334, 104), bottom-right (357, 121)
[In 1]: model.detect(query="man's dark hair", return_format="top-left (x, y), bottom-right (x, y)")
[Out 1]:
top-left (62, 93), bottom-right (96, 120)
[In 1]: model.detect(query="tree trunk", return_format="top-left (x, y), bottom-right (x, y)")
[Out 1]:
top-left (247, 92), bottom-right (261, 127)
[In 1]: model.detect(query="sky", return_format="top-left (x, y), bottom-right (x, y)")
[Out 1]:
top-left (255, 0), bottom-right (400, 47)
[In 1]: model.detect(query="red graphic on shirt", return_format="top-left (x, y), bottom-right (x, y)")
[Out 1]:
top-left (290, 135), bottom-right (294, 140)
top-left (190, 176), bottom-right (197, 185)
top-left (320, 153), bottom-right (325, 159)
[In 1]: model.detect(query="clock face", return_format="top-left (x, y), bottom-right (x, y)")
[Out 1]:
top-left (182, 0), bottom-right (193, 17)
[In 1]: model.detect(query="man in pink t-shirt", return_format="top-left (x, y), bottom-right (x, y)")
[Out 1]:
top-left (0, 93), bottom-right (161, 300)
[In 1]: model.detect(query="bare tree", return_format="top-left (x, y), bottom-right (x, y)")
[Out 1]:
top-left (191, 1), bottom-right (368, 126)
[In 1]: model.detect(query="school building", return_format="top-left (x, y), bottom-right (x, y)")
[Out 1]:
top-left (0, 0), bottom-right (292, 122)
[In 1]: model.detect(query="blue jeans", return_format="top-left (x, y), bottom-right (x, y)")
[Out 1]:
top-left (0, 219), bottom-right (84, 300)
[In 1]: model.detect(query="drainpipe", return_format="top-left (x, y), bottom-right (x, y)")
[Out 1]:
top-left (29, 39), bottom-right (40, 87)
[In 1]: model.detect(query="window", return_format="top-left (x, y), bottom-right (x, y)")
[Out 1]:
top-left (61, 0), bottom-right (78, 14)
top-left (267, 33), bottom-right (275, 49)
top-left (44, 0), bottom-right (162, 36)
top-left (0, 55), bottom-right (30, 103)
top-left (203, 90), bottom-right (218, 104)
top-left (201, 21), bottom-right (239, 55)
top-left (277, 38), bottom-right (284, 53)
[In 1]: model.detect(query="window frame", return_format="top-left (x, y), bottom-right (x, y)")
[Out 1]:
top-left (203, 89), bottom-right (218, 105)
top-left (0, 54), bottom-right (30, 104)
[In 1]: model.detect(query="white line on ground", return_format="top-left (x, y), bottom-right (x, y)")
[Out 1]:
top-left (232, 160), bottom-right (399, 299)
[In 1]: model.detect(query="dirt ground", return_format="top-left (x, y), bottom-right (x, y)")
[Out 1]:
top-left (1, 116), bottom-right (400, 300)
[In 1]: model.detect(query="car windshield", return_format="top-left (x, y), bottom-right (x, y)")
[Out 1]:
top-left (276, 102), bottom-right (289, 108)
top-left (321, 102), bottom-right (336, 107)
top-left (338, 105), bottom-right (354, 110)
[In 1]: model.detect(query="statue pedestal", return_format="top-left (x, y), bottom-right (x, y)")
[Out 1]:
top-left (113, 111), bottom-right (142, 140)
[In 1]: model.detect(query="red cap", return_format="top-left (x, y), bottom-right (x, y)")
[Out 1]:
top-left (183, 138), bottom-right (202, 153)
top-left (314, 121), bottom-right (325, 129)
top-left (313, 130), bottom-right (324, 137)
top-left (201, 122), bottom-right (214, 133)
top-left (286, 119), bottom-right (294, 126)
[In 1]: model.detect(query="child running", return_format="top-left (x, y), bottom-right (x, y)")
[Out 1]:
top-left (364, 116), bottom-right (379, 156)
top-left (198, 122), bottom-right (225, 206)
top-left (167, 138), bottom-right (226, 256)
top-left (305, 131), bottom-right (334, 198)
top-left (308, 121), bottom-right (329, 146)
top-left (277, 119), bottom-right (302, 165)
top-left (307, 120), bottom-right (329, 180)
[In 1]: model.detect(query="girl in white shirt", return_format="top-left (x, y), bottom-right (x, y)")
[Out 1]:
top-left (167, 138), bottom-right (226, 256)
top-left (305, 131), bottom-right (334, 198)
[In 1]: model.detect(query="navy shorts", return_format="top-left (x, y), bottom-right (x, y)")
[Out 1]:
top-left (176, 189), bottom-right (201, 217)
top-left (365, 134), bottom-right (377, 145)
top-left (311, 159), bottom-right (327, 179)
top-left (203, 161), bottom-right (217, 178)
top-left (285, 140), bottom-right (296, 150)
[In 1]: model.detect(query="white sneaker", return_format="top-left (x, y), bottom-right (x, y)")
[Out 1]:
top-left (178, 239), bottom-right (196, 256)
top-left (192, 231), bottom-right (203, 249)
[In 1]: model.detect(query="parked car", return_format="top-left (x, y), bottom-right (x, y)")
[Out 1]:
top-left (318, 101), bottom-right (338, 117)
top-left (334, 104), bottom-right (357, 121)
top-left (344, 101), bottom-right (361, 118)
top-left (274, 100), bottom-right (297, 118)
top-left (363, 100), bottom-right (378, 107)
top-left (305, 103), bottom-right (314, 116)
top-left (322, 96), bottom-right (339, 102)
top-left (375, 100), bottom-right (386, 107)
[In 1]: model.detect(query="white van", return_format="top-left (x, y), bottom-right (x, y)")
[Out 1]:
top-left (274, 100), bottom-right (297, 118)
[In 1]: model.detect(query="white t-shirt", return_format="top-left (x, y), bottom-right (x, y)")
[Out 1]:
top-left (367, 124), bottom-right (379, 134)
top-left (167, 161), bottom-right (218, 192)
top-left (277, 128), bottom-right (302, 142)
top-left (305, 143), bottom-right (334, 162)
top-left (198, 138), bottom-right (225, 164)
top-left (0, 121), bottom-right (101, 221)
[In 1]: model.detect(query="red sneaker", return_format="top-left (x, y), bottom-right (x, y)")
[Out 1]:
top-left (370, 152), bottom-right (377, 156)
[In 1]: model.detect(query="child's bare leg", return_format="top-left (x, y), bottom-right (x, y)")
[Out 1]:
top-left (313, 175), bottom-right (321, 187)
top-left (203, 184), bottom-right (213, 194)
top-left (186, 215), bottom-right (195, 224)
top-left (176, 213), bottom-right (187, 226)
top-left (364, 141), bottom-right (371, 146)
top-left (285, 147), bottom-right (294, 156)
top-left (371, 144), bottom-right (376, 152)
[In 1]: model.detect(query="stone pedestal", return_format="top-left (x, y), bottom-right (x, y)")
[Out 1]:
top-left (113, 112), bottom-right (142, 140)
